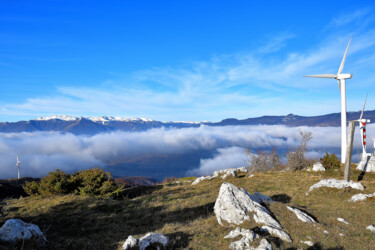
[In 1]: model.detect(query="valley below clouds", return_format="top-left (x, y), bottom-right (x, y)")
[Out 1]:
top-left (1, 124), bottom-right (374, 180)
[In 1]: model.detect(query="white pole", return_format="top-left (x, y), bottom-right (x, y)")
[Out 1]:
top-left (18, 166), bottom-right (20, 179)
top-left (340, 79), bottom-right (347, 163)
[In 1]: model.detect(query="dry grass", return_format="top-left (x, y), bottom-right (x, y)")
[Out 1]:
top-left (1, 166), bottom-right (375, 249)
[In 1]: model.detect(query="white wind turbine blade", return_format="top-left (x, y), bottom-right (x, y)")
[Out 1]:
top-left (304, 74), bottom-right (336, 78)
top-left (337, 36), bottom-right (352, 75)
top-left (359, 93), bottom-right (368, 121)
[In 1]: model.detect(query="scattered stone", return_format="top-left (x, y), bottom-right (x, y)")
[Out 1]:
top-left (337, 218), bottom-right (349, 225)
top-left (286, 206), bottom-right (317, 223)
top-left (357, 156), bottom-right (375, 172)
top-left (348, 192), bottom-right (375, 202)
top-left (339, 233), bottom-right (345, 237)
top-left (312, 162), bottom-right (326, 172)
top-left (122, 235), bottom-right (138, 249)
top-left (249, 174), bottom-right (254, 178)
top-left (300, 240), bottom-right (314, 246)
top-left (260, 226), bottom-right (292, 243)
top-left (323, 230), bottom-right (329, 234)
top-left (224, 227), bottom-right (258, 241)
top-left (214, 183), bottom-right (291, 242)
top-left (366, 225), bottom-right (375, 233)
top-left (308, 179), bottom-right (364, 194)
top-left (0, 219), bottom-right (46, 244)
top-left (122, 233), bottom-right (168, 250)
top-left (191, 176), bottom-right (214, 185)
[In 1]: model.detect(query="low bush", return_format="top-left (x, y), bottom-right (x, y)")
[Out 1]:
top-left (246, 148), bottom-right (283, 173)
top-left (23, 168), bottom-right (125, 198)
top-left (320, 152), bottom-right (341, 170)
top-left (285, 130), bottom-right (313, 171)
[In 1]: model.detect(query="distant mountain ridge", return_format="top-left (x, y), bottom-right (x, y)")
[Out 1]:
top-left (1, 111), bottom-right (375, 135)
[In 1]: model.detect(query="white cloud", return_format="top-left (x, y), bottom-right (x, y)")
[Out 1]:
top-left (1, 124), bottom-right (373, 179)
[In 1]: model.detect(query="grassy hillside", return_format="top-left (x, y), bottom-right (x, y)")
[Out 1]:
top-left (0, 167), bottom-right (374, 249)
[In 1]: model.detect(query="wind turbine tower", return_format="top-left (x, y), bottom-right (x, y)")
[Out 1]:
top-left (357, 94), bottom-right (371, 159)
top-left (305, 37), bottom-right (352, 163)
top-left (16, 156), bottom-right (20, 179)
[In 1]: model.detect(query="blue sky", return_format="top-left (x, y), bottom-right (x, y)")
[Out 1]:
top-left (1, 0), bottom-right (375, 122)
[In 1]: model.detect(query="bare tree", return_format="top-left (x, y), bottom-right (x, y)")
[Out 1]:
top-left (285, 130), bottom-right (313, 171)
top-left (246, 147), bottom-right (282, 174)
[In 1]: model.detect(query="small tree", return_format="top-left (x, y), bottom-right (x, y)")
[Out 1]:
top-left (286, 130), bottom-right (313, 171)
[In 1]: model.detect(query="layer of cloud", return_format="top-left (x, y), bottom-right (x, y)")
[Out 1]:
top-left (1, 124), bottom-right (374, 179)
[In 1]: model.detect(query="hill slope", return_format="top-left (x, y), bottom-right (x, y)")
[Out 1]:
top-left (1, 167), bottom-right (374, 249)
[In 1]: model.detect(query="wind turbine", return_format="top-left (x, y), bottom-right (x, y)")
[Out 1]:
top-left (304, 37), bottom-right (352, 163)
top-left (357, 94), bottom-right (371, 159)
top-left (16, 156), bottom-right (20, 179)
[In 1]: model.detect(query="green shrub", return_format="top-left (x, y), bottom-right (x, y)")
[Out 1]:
top-left (23, 168), bottom-right (125, 199)
top-left (320, 152), bottom-right (341, 170)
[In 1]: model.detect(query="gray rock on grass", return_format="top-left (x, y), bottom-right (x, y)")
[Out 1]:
top-left (366, 225), bottom-right (375, 233)
top-left (122, 233), bottom-right (168, 250)
top-left (214, 182), bottom-right (291, 242)
top-left (312, 162), bottom-right (326, 172)
top-left (0, 219), bottom-right (46, 244)
top-left (348, 192), bottom-right (375, 202)
top-left (357, 156), bottom-right (375, 172)
top-left (286, 206), bottom-right (317, 223)
top-left (308, 179), bottom-right (364, 194)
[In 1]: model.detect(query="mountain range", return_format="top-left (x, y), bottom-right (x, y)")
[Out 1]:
top-left (1, 110), bottom-right (374, 135)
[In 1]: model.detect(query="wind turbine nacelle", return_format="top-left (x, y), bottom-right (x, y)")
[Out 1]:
top-left (337, 73), bottom-right (352, 80)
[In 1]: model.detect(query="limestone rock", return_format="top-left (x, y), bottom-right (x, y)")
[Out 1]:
top-left (0, 219), bottom-right (46, 243)
top-left (213, 167), bottom-right (248, 179)
top-left (286, 206), bottom-right (316, 223)
top-left (255, 239), bottom-right (272, 250)
top-left (214, 183), bottom-right (274, 226)
top-left (122, 235), bottom-right (138, 249)
top-left (224, 227), bottom-right (258, 241)
top-left (357, 156), bottom-right (375, 172)
top-left (348, 192), bottom-right (375, 202)
top-left (308, 179), bottom-right (364, 193)
top-left (260, 226), bottom-right (292, 243)
top-left (214, 183), bottom-right (291, 242)
top-left (366, 225), bottom-right (375, 233)
top-left (191, 176), bottom-right (214, 185)
top-left (312, 162), bottom-right (325, 172)
top-left (337, 218), bottom-right (349, 225)
top-left (139, 233), bottom-right (168, 250)
top-left (122, 233), bottom-right (168, 250)
top-left (300, 240), bottom-right (314, 246)
top-left (250, 192), bottom-right (273, 204)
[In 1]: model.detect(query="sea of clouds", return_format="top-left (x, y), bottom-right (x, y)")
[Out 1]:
top-left (1, 124), bottom-right (374, 179)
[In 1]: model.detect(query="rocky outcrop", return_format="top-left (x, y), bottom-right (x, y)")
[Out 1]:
top-left (312, 162), bottom-right (325, 172)
top-left (260, 226), bottom-right (292, 242)
top-left (214, 183), bottom-right (291, 242)
top-left (348, 192), bottom-right (375, 202)
top-left (122, 233), bottom-right (168, 250)
top-left (356, 156), bottom-right (375, 172)
top-left (308, 179), bottom-right (364, 194)
top-left (191, 176), bottom-right (214, 185)
top-left (192, 167), bottom-right (248, 185)
top-left (0, 219), bottom-right (46, 244)
top-left (286, 206), bottom-right (317, 223)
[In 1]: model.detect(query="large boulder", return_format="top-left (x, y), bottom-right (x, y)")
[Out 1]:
top-left (214, 183), bottom-right (291, 242)
top-left (0, 219), bottom-right (46, 244)
top-left (357, 156), bottom-right (375, 172)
